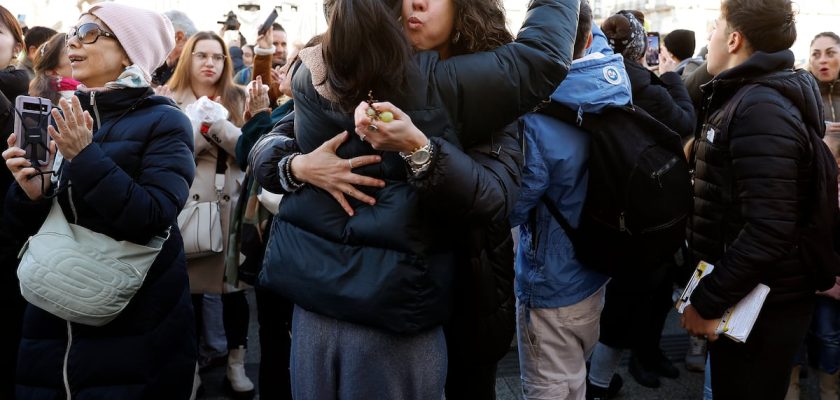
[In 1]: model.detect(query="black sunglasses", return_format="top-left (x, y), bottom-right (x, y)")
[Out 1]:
top-left (67, 23), bottom-right (117, 45)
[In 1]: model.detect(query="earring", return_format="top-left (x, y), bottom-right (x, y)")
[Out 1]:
top-left (452, 31), bottom-right (460, 44)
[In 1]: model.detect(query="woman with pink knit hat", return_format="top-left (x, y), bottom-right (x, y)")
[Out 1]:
top-left (1, 3), bottom-right (197, 398)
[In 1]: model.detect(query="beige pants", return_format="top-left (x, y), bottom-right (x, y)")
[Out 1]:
top-left (516, 285), bottom-right (606, 400)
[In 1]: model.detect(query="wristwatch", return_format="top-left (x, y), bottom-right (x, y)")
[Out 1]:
top-left (400, 140), bottom-right (433, 174)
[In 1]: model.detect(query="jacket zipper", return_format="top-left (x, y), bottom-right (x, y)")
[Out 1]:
top-left (90, 91), bottom-right (102, 130)
top-left (68, 185), bottom-right (79, 224)
top-left (640, 214), bottom-right (687, 234)
top-left (62, 321), bottom-right (72, 399)
top-left (64, 92), bottom-right (101, 225)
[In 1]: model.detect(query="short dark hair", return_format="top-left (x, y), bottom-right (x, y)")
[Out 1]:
top-left (272, 22), bottom-right (285, 32)
top-left (24, 26), bottom-right (57, 51)
top-left (573, 0), bottom-right (592, 59)
top-left (721, 0), bottom-right (796, 53)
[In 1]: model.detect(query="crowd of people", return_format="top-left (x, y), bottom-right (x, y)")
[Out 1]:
top-left (0, 0), bottom-right (838, 399)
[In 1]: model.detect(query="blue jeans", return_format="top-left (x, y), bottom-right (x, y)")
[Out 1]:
top-left (290, 305), bottom-right (447, 400)
top-left (703, 355), bottom-right (712, 400)
top-left (810, 297), bottom-right (840, 374)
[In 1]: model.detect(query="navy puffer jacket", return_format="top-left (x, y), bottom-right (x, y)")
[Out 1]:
top-left (5, 87), bottom-right (197, 399)
top-left (258, 0), bottom-right (578, 333)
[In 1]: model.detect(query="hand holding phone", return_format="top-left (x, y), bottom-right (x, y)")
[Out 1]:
top-left (14, 96), bottom-right (52, 166)
top-left (258, 9), bottom-right (278, 36)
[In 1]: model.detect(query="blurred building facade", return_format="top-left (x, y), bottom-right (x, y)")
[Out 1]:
top-left (10, 0), bottom-right (840, 66)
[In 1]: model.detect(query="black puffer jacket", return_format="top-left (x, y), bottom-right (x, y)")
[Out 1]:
top-left (417, 122), bottom-right (521, 367)
top-left (0, 67), bottom-right (31, 219)
top-left (688, 50), bottom-right (823, 320)
top-left (625, 60), bottom-right (696, 138)
top-left (253, 115), bottom-right (521, 365)
top-left (258, 0), bottom-right (578, 334)
top-left (5, 87), bottom-right (197, 399)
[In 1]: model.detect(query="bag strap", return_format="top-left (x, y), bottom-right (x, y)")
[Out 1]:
top-left (715, 83), bottom-right (760, 136)
top-left (540, 195), bottom-right (580, 244)
top-left (215, 148), bottom-right (228, 195)
top-left (535, 101), bottom-right (583, 127)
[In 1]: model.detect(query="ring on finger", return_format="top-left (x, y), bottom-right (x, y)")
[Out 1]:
top-left (360, 134), bottom-right (367, 142)
top-left (348, 159), bottom-right (354, 169)
top-left (367, 124), bottom-right (378, 132)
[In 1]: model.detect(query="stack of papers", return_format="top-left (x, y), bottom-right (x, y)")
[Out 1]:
top-left (676, 261), bottom-right (770, 343)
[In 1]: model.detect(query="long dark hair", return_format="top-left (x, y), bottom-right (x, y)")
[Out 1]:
top-left (450, 0), bottom-right (513, 56)
top-left (324, 0), bottom-right (413, 111)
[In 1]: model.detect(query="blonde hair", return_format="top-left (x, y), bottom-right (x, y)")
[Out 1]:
top-left (167, 31), bottom-right (245, 126)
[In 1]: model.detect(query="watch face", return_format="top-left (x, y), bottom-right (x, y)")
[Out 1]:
top-left (410, 149), bottom-right (431, 165)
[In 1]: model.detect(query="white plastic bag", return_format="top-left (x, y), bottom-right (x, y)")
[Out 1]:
top-left (184, 96), bottom-right (229, 128)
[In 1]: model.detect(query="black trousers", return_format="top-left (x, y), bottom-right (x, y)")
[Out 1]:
top-left (709, 297), bottom-right (815, 400)
top-left (0, 244), bottom-right (25, 400)
top-left (191, 291), bottom-right (250, 350)
top-left (445, 357), bottom-right (498, 400)
top-left (255, 286), bottom-right (294, 400)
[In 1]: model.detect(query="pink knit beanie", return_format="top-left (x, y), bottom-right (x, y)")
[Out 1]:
top-left (88, 3), bottom-right (175, 82)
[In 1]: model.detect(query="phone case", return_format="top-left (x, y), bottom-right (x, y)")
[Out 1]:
top-left (14, 95), bottom-right (53, 166)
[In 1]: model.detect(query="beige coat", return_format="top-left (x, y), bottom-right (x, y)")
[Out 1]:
top-left (173, 90), bottom-right (245, 293)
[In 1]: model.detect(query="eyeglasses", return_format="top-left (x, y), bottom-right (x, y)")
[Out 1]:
top-left (192, 52), bottom-right (226, 63)
top-left (67, 23), bottom-right (117, 45)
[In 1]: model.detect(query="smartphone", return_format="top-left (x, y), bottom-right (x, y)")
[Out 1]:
top-left (14, 96), bottom-right (52, 166)
top-left (257, 9), bottom-right (278, 36)
top-left (646, 32), bottom-right (661, 67)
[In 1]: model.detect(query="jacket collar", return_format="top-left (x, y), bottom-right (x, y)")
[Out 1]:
top-left (74, 87), bottom-right (154, 116)
top-left (817, 76), bottom-right (839, 96)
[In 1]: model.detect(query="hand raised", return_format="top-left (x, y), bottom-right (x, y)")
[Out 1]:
top-left (49, 96), bottom-right (93, 161)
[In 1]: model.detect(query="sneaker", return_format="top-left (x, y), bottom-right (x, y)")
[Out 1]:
top-left (685, 336), bottom-right (707, 372)
top-left (628, 354), bottom-right (661, 388)
top-left (586, 379), bottom-right (610, 400)
top-left (585, 374), bottom-right (624, 400)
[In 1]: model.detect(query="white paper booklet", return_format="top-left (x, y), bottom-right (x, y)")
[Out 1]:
top-left (675, 261), bottom-right (770, 343)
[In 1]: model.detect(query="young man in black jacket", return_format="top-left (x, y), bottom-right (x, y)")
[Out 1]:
top-left (681, 0), bottom-right (826, 398)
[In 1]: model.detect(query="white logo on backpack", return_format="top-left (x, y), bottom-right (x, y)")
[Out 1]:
top-left (603, 66), bottom-right (623, 85)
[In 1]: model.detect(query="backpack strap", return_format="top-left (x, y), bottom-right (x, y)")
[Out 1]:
top-left (710, 84), bottom-right (760, 142)
top-left (540, 195), bottom-right (581, 243)
top-left (535, 101), bottom-right (582, 127)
